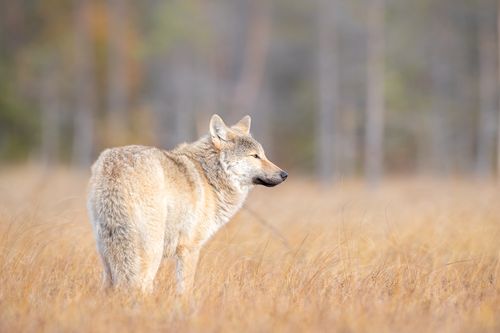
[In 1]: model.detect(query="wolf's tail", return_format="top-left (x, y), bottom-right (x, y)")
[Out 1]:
top-left (90, 186), bottom-right (140, 289)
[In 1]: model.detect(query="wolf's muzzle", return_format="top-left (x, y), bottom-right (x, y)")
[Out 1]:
top-left (253, 171), bottom-right (288, 187)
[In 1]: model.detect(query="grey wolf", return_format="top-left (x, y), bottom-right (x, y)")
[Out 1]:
top-left (87, 114), bottom-right (287, 293)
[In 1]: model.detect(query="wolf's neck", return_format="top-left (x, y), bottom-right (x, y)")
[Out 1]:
top-left (173, 136), bottom-right (249, 224)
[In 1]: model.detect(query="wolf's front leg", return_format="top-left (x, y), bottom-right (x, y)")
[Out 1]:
top-left (175, 246), bottom-right (200, 295)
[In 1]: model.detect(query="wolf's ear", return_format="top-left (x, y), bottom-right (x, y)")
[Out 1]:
top-left (232, 115), bottom-right (251, 135)
top-left (210, 114), bottom-right (231, 148)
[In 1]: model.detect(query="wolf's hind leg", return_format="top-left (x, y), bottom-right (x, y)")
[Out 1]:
top-left (137, 238), bottom-right (164, 293)
top-left (100, 254), bottom-right (113, 290)
top-left (175, 246), bottom-right (200, 295)
top-left (134, 207), bottom-right (166, 293)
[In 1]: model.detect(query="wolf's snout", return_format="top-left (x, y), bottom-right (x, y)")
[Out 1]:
top-left (280, 171), bottom-right (288, 180)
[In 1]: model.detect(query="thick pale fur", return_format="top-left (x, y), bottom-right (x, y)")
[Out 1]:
top-left (87, 115), bottom-right (286, 293)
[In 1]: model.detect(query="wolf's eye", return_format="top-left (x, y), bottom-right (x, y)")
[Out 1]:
top-left (252, 154), bottom-right (260, 159)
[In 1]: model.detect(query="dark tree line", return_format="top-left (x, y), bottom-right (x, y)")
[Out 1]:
top-left (1, 0), bottom-right (500, 184)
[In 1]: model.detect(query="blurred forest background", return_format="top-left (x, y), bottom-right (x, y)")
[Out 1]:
top-left (2, 0), bottom-right (500, 185)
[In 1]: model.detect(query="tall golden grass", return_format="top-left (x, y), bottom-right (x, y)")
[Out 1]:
top-left (0, 167), bottom-right (499, 332)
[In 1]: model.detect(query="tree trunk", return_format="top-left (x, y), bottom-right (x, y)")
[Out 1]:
top-left (365, 0), bottom-right (385, 186)
top-left (476, 1), bottom-right (497, 177)
top-left (172, 54), bottom-right (195, 143)
top-left (233, 0), bottom-right (271, 118)
top-left (72, 0), bottom-right (96, 168)
top-left (316, 0), bottom-right (339, 184)
top-left (152, 50), bottom-right (195, 148)
top-left (340, 103), bottom-right (359, 177)
top-left (497, 0), bottom-right (500, 180)
top-left (152, 54), bottom-right (177, 149)
top-left (427, 3), bottom-right (453, 176)
top-left (40, 62), bottom-right (61, 167)
top-left (107, 0), bottom-right (128, 142)
top-left (194, 1), bottom-right (218, 137)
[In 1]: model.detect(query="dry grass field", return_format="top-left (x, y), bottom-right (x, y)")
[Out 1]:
top-left (0, 167), bottom-right (499, 332)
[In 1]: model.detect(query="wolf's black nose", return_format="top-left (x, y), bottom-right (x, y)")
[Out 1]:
top-left (280, 171), bottom-right (288, 180)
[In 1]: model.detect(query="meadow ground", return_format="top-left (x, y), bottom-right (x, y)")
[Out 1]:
top-left (0, 166), bottom-right (499, 333)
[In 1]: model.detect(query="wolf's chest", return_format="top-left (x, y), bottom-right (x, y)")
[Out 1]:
top-left (197, 191), bottom-right (247, 244)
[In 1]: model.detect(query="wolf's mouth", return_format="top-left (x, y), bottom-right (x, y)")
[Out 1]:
top-left (253, 177), bottom-right (281, 187)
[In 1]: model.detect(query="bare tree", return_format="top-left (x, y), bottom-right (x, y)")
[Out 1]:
top-left (152, 49), bottom-right (198, 148)
top-left (194, 0), bottom-right (218, 137)
top-left (40, 61), bottom-right (61, 167)
top-left (476, 0), bottom-right (497, 177)
top-left (497, 0), bottom-right (500, 179)
top-left (107, 0), bottom-right (128, 141)
top-left (316, 0), bottom-right (339, 184)
top-left (426, 2), bottom-right (453, 175)
top-left (172, 52), bottom-right (195, 143)
top-left (72, 0), bottom-right (96, 168)
top-left (365, 0), bottom-right (385, 186)
top-left (151, 55), bottom-right (184, 149)
top-left (233, 0), bottom-right (271, 116)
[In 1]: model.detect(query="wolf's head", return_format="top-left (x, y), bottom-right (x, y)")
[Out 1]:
top-left (209, 114), bottom-right (288, 188)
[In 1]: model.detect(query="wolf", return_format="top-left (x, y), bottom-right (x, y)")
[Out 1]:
top-left (87, 114), bottom-right (287, 294)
